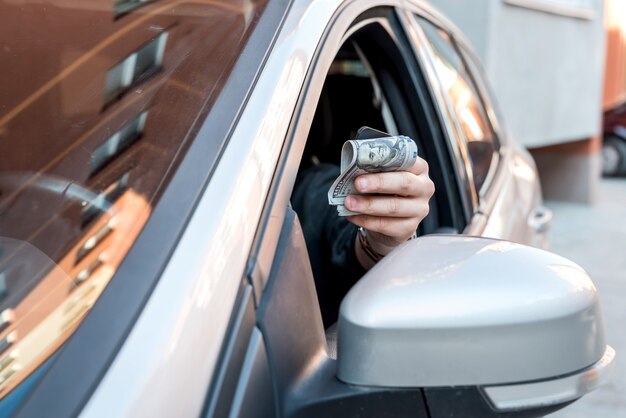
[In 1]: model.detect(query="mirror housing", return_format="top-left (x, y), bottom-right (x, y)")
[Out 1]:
top-left (337, 236), bottom-right (613, 412)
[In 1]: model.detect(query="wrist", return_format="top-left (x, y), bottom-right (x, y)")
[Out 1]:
top-left (355, 228), bottom-right (377, 270)
top-left (359, 227), bottom-right (385, 261)
top-left (355, 227), bottom-right (418, 270)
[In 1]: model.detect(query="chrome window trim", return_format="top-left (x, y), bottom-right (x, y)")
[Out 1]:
top-left (477, 148), bottom-right (507, 216)
top-left (478, 147), bottom-right (502, 201)
top-left (464, 212), bottom-right (489, 236)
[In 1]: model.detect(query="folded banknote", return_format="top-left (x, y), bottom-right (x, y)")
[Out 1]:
top-left (327, 127), bottom-right (417, 216)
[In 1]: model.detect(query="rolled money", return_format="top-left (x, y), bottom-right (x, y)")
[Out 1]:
top-left (328, 135), bottom-right (417, 216)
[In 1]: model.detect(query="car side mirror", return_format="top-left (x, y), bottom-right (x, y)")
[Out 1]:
top-left (337, 236), bottom-right (614, 417)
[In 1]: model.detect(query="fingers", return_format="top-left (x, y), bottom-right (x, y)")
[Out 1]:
top-left (353, 169), bottom-right (435, 197)
top-left (406, 156), bottom-right (429, 175)
top-left (344, 194), bottom-right (430, 219)
top-left (347, 215), bottom-right (420, 243)
top-left (346, 155), bottom-right (435, 251)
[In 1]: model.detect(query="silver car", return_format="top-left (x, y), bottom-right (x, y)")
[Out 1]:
top-left (0, 0), bottom-right (612, 417)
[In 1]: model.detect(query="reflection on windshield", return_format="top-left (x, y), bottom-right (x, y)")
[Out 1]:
top-left (0, 190), bottom-right (149, 396)
top-left (0, 0), bottom-right (267, 401)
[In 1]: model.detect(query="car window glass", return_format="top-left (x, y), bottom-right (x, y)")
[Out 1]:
top-left (417, 17), bottom-right (497, 193)
top-left (0, 0), bottom-right (267, 404)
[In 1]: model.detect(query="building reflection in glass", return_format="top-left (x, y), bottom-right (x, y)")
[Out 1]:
top-left (0, 0), bottom-right (267, 399)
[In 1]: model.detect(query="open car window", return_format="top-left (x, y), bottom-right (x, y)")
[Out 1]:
top-left (301, 40), bottom-right (399, 168)
top-left (292, 13), bottom-right (464, 327)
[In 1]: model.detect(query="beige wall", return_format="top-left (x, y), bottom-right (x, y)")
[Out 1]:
top-left (429, 0), bottom-right (605, 148)
top-left (428, 0), bottom-right (626, 203)
top-left (530, 0), bottom-right (626, 203)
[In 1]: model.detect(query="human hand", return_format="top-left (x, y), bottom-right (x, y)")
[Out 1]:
top-left (343, 156), bottom-right (435, 268)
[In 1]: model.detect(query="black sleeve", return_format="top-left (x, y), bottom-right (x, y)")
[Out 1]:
top-left (291, 163), bottom-right (366, 327)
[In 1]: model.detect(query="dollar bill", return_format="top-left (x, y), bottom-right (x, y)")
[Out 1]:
top-left (327, 133), bottom-right (417, 216)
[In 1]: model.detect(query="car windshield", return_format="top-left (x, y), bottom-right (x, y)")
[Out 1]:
top-left (0, 0), bottom-right (266, 403)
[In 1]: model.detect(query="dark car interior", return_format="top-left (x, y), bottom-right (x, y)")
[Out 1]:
top-left (300, 30), bottom-right (464, 237)
top-left (293, 23), bottom-right (466, 328)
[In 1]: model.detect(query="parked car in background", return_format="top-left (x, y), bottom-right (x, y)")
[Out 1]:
top-left (602, 101), bottom-right (626, 176)
top-left (0, 0), bottom-right (613, 417)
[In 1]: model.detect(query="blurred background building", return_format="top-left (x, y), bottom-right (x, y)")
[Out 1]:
top-left (429, 0), bottom-right (626, 203)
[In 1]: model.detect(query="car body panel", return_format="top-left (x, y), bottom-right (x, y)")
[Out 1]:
top-left (482, 144), bottom-right (550, 248)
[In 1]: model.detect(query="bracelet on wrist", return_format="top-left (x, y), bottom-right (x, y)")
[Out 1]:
top-left (357, 227), bottom-right (385, 263)
top-left (357, 227), bottom-right (418, 263)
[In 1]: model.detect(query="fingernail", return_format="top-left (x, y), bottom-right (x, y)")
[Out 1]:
top-left (357, 177), bottom-right (369, 192)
